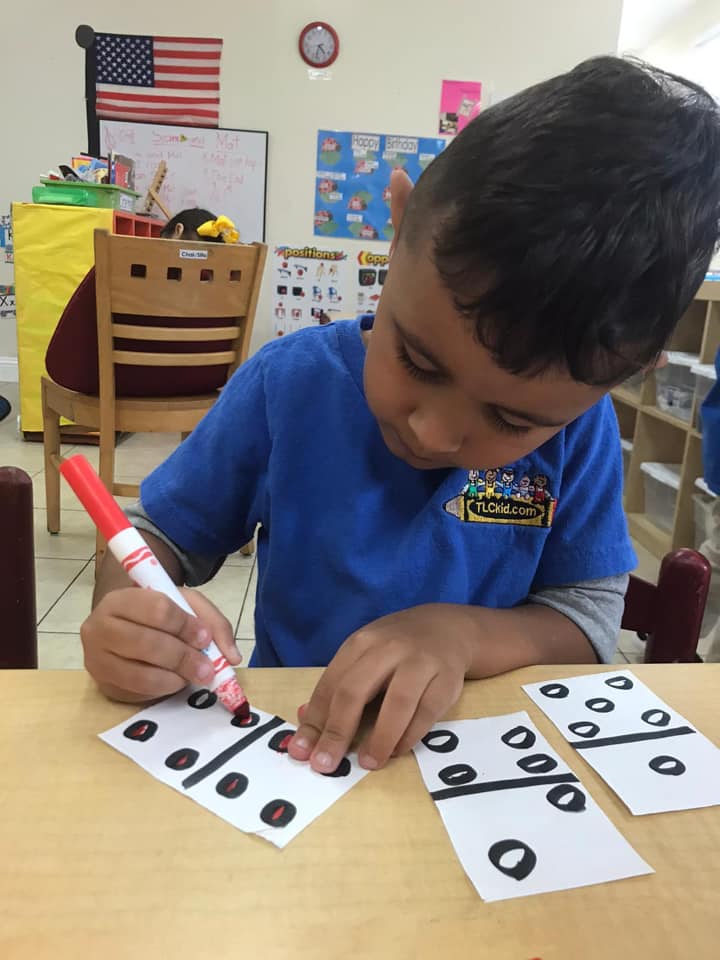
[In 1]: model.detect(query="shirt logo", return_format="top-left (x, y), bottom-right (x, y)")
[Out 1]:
top-left (444, 468), bottom-right (557, 528)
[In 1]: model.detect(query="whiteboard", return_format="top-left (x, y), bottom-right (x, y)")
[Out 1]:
top-left (99, 120), bottom-right (268, 241)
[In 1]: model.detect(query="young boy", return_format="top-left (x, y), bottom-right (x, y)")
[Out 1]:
top-left (81, 57), bottom-right (720, 776)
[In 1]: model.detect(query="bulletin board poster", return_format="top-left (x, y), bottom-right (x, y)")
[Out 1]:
top-left (272, 245), bottom-right (349, 337)
top-left (0, 214), bottom-right (13, 263)
top-left (439, 80), bottom-right (482, 135)
top-left (353, 250), bottom-right (389, 315)
top-left (0, 284), bottom-right (15, 320)
top-left (314, 130), bottom-right (446, 241)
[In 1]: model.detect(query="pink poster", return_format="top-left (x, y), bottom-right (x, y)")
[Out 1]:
top-left (439, 80), bottom-right (482, 136)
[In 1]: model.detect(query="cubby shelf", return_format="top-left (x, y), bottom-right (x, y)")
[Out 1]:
top-left (612, 282), bottom-right (719, 558)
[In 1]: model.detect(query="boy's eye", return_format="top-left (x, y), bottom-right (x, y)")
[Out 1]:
top-left (488, 408), bottom-right (532, 437)
top-left (396, 343), bottom-right (442, 383)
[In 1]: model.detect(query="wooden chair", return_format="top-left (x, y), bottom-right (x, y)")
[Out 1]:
top-left (42, 230), bottom-right (267, 562)
top-left (0, 467), bottom-right (37, 668)
top-left (623, 548), bottom-right (711, 662)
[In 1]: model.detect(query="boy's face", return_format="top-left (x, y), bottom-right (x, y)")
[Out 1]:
top-left (363, 172), bottom-right (606, 471)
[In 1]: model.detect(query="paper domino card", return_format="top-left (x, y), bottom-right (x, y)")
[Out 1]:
top-left (523, 669), bottom-right (720, 815)
top-left (414, 712), bottom-right (652, 901)
top-left (100, 687), bottom-right (369, 848)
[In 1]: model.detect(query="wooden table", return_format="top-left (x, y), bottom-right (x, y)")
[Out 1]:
top-left (1, 665), bottom-right (718, 960)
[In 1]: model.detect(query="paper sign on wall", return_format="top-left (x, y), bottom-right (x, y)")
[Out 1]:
top-left (314, 130), bottom-right (446, 242)
top-left (353, 250), bottom-right (389, 316)
top-left (0, 214), bottom-right (13, 264)
top-left (439, 79), bottom-right (482, 135)
top-left (0, 284), bottom-right (15, 320)
top-left (272, 245), bottom-right (349, 337)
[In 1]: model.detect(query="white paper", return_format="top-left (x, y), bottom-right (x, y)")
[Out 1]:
top-left (413, 713), bottom-right (651, 901)
top-left (100, 688), bottom-right (369, 848)
top-left (523, 670), bottom-right (720, 815)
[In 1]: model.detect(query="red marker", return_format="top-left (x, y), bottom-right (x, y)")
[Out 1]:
top-left (60, 454), bottom-right (249, 719)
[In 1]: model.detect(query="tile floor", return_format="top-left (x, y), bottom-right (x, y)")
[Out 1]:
top-left (0, 379), bottom-right (659, 671)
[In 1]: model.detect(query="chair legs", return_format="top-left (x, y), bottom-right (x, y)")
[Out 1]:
top-left (41, 381), bottom-right (61, 534)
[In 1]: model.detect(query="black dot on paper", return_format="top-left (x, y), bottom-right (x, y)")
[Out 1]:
top-left (516, 753), bottom-right (558, 775)
top-left (231, 710), bottom-right (260, 728)
top-left (421, 730), bottom-right (459, 753)
top-left (164, 748), bottom-right (200, 771)
top-left (268, 730), bottom-right (294, 754)
top-left (539, 683), bottom-right (569, 699)
top-left (546, 783), bottom-right (587, 813)
top-left (123, 719), bottom-right (158, 742)
top-left (568, 721), bottom-right (600, 739)
top-left (649, 755), bottom-right (686, 776)
top-left (260, 799), bottom-right (297, 828)
top-left (215, 772), bottom-right (249, 798)
top-left (322, 756), bottom-right (352, 778)
top-left (488, 839), bottom-right (537, 881)
top-left (585, 698), bottom-right (615, 713)
top-left (438, 763), bottom-right (478, 787)
top-left (605, 675), bottom-right (634, 690)
top-left (641, 709), bottom-right (671, 727)
top-left (187, 689), bottom-right (217, 710)
top-left (500, 725), bottom-right (536, 750)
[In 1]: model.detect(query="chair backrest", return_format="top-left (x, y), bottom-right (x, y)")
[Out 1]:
top-left (0, 467), bottom-right (37, 668)
top-left (93, 229), bottom-right (267, 404)
top-left (622, 548), bottom-right (711, 662)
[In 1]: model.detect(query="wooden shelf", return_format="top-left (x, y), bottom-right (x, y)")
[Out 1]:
top-left (611, 387), bottom-right (641, 408)
top-left (613, 285), bottom-right (718, 558)
top-left (640, 404), bottom-right (692, 431)
top-left (627, 513), bottom-right (672, 557)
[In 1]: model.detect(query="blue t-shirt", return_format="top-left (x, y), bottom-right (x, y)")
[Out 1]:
top-left (141, 319), bottom-right (636, 667)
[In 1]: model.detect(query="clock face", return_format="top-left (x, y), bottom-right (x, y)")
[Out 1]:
top-left (300, 22), bottom-right (339, 68)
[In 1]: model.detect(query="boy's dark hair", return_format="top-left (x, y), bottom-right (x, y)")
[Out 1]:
top-left (160, 207), bottom-right (223, 241)
top-left (404, 57), bottom-right (720, 384)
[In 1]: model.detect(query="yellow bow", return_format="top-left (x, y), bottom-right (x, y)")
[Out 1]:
top-left (197, 215), bottom-right (239, 244)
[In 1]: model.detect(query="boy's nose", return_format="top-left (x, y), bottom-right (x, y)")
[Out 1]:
top-left (407, 410), bottom-right (463, 456)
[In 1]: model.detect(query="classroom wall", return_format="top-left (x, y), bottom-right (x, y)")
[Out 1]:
top-left (0, 0), bottom-right (624, 373)
top-left (640, 0), bottom-right (719, 88)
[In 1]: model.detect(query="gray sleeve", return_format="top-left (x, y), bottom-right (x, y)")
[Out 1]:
top-left (125, 500), bottom-right (225, 587)
top-left (527, 574), bottom-right (629, 664)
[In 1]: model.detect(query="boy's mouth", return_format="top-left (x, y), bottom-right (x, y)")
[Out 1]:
top-left (381, 424), bottom-right (450, 469)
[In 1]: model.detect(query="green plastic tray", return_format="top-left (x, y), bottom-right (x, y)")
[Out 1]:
top-left (32, 179), bottom-right (140, 212)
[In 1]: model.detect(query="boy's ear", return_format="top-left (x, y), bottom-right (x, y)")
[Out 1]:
top-left (389, 168), bottom-right (414, 257)
top-left (173, 223), bottom-right (185, 239)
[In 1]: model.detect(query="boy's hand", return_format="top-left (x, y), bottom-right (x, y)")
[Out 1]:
top-left (80, 587), bottom-right (242, 703)
top-left (288, 605), bottom-right (474, 773)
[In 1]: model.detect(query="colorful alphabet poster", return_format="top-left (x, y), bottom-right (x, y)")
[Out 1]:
top-left (314, 130), bottom-right (446, 241)
top-left (439, 79), bottom-right (482, 135)
top-left (272, 245), bottom-right (349, 337)
top-left (353, 249), bottom-right (389, 316)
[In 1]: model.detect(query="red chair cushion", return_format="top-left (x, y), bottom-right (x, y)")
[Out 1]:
top-left (46, 268), bottom-right (234, 398)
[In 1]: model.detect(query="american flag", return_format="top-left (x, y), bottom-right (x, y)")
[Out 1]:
top-left (94, 33), bottom-right (222, 127)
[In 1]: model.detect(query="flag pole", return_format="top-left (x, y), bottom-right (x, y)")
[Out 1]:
top-left (75, 25), bottom-right (99, 156)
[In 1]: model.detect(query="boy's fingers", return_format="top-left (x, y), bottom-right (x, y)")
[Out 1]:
top-left (87, 623), bottom-right (215, 686)
top-left (358, 663), bottom-right (437, 769)
top-left (392, 675), bottom-right (460, 757)
top-left (94, 651), bottom-right (188, 699)
top-left (180, 589), bottom-right (242, 664)
top-left (302, 654), bottom-right (395, 773)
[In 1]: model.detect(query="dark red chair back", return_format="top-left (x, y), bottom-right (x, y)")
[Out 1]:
top-left (0, 467), bottom-right (37, 668)
top-left (622, 548), bottom-right (711, 663)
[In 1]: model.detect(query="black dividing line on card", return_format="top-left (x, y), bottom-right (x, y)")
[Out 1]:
top-left (430, 772), bottom-right (578, 802)
top-left (570, 725), bottom-right (696, 750)
top-left (182, 715), bottom-right (285, 789)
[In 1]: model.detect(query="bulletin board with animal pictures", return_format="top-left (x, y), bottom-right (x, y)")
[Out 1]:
top-left (272, 245), bottom-right (349, 337)
top-left (314, 130), bottom-right (446, 242)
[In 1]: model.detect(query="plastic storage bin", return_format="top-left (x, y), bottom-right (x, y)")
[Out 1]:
top-left (654, 351), bottom-right (698, 422)
top-left (691, 363), bottom-right (717, 432)
top-left (31, 179), bottom-right (139, 212)
top-left (693, 477), bottom-right (717, 549)
top-left (640, 461), bottom-right (681, 533)
top-left (621, 438), bottom-right (633, 483)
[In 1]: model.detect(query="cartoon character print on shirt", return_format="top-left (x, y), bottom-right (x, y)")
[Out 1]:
top-left (445, 467), bottom-right (558, 528)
